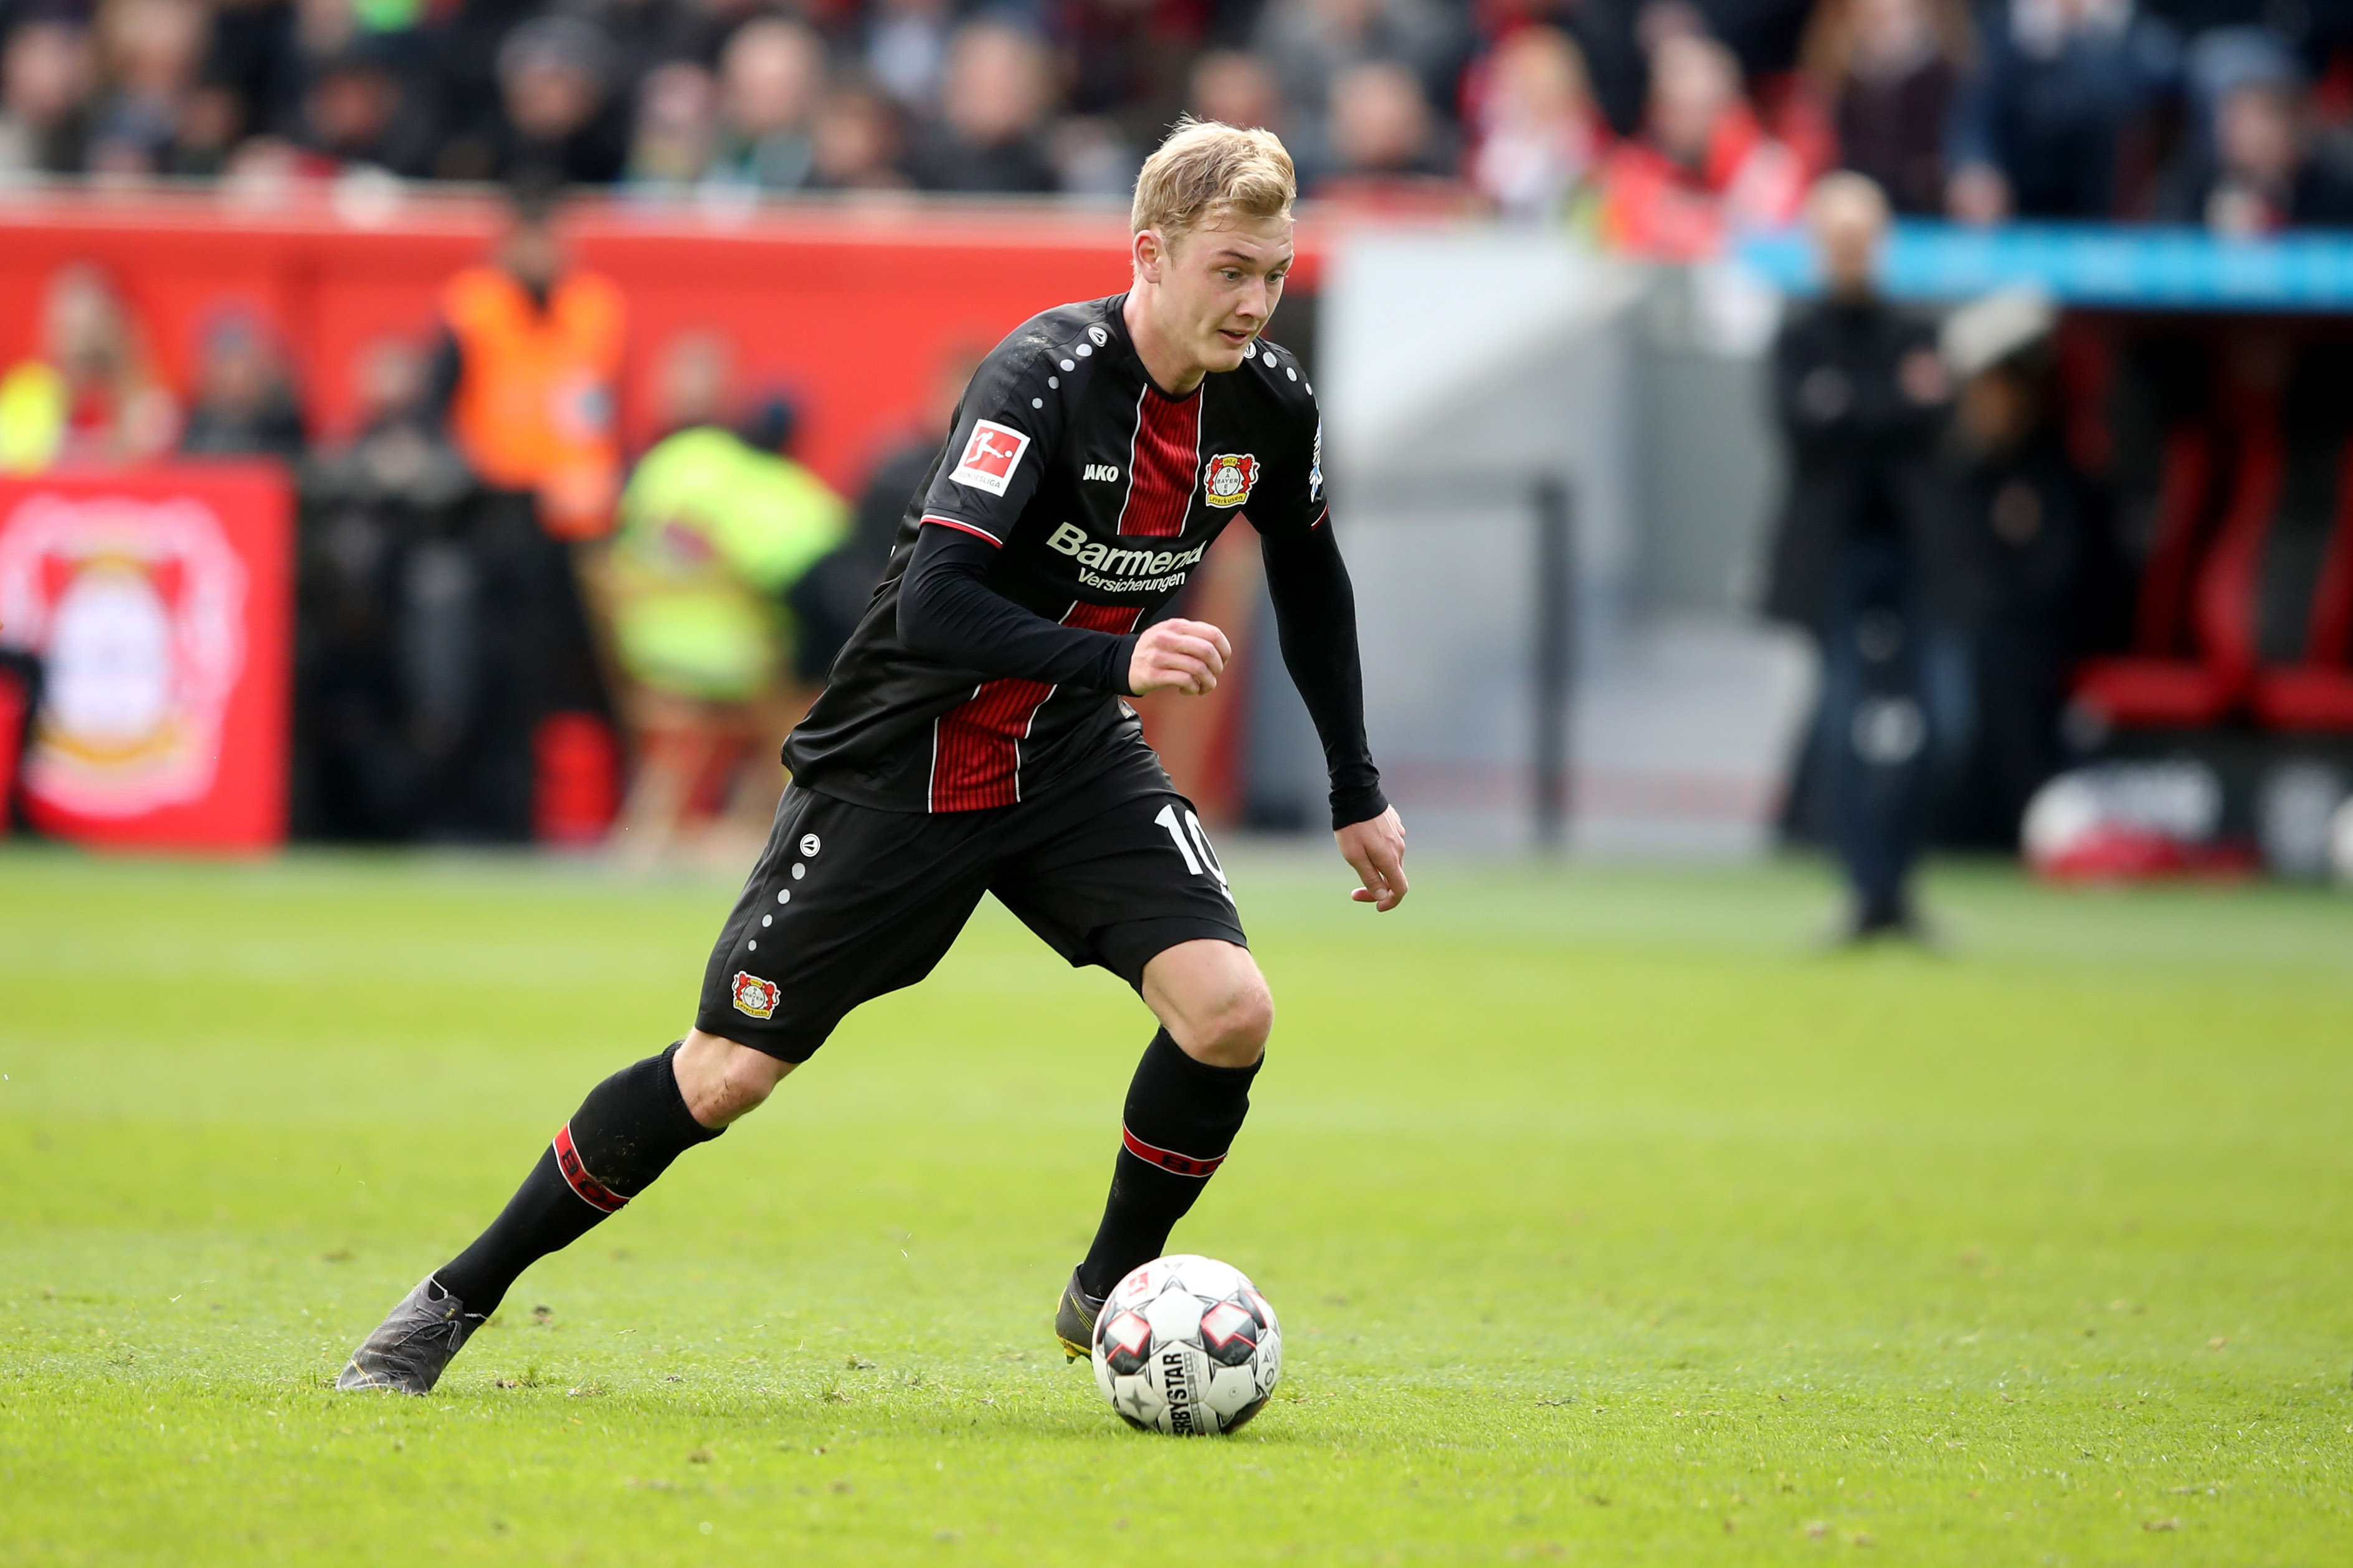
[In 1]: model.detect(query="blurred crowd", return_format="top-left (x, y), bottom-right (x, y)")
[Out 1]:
top-left (0, 187), bottom-right (902, 855)
top-left (4, 0), bottom-right (2353, 252)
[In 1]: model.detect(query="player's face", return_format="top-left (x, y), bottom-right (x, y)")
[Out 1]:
top-left (1156, 214), bottom-right (1293, 375)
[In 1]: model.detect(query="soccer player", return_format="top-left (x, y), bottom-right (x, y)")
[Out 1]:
top-left (339, 119), bottom-right (1408, 1394)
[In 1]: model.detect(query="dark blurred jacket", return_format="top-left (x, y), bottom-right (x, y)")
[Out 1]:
top-left (1946, 6), bottom-right (2179, 219)
top-left (1762, 295), bottom-right (1959, 627)
top-left (180, 387), bottom-right (308, 461)
top-left (2159, 144), bottom-right (2353, 230)
top-left (902, 123), bottom-right (1060, 193)
top-left (1932, 424), bottom-right (2123, 834)
top-left (1835, 55), bottom-right (1957, 216)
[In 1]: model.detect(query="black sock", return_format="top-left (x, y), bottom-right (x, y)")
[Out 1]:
top-left (1078, 1029), bottom-right (1260, 1300)
top-left (434, 1042), bottom-right (723, 1317)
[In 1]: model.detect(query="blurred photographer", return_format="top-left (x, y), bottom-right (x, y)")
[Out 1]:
top-left (1932, 290), bottom-right (2122, 843)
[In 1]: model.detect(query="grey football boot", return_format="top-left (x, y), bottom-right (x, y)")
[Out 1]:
top-left (336, 1277), bottom-right (485, 1393)
top-left (1054, 1268), bottom-right (1104, 1364)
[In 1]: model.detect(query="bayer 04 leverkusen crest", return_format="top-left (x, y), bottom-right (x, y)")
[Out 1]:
top-left (731, 971), bottom-right (780, 1019)
top-left (1202, 453), bottom-right (1259, 509)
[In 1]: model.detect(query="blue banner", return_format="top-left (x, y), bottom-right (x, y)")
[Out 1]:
top-left (1737, 221), bottom-right (2353, 311)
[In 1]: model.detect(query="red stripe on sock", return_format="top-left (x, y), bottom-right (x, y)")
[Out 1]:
top-left (553, 1123), bottom-right (628, 1214)
top-left (1121, 1124), bottom-right (1225, 1179)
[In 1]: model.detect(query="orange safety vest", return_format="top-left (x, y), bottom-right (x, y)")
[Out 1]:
top-left (442, 265), bottom-right (627, 539)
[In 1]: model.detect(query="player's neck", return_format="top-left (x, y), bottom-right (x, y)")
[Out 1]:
top-left (1121, 288), bottom-right (1209, 399)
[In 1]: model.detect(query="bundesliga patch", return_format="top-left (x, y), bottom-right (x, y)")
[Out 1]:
top-left (731, 971), bottom-right (780, 1020)
top-left (950, 419), bottom-right (1030, 497)
top-left (1202, 453), bottom-right (1259, 509)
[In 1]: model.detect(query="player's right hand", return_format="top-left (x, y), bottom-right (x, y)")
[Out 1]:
top-left (1129, 618), bottom-right (1231, 696)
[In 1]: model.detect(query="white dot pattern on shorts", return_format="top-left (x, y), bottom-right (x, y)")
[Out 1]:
top-left (1077, 344), bottom-right (1092, 356)
top-left (1287, 367), bottom-right (1298, 381)
top-left (1032, 398), bottom-right (1043, 409)
top-left (1047, 376), bottom-right (1058, 389)
top-left (748, 939), bottom-right (756, 949)
top-left (762, 914), bottom-right (772, 927)
top-left (776, 889), bottom-right (788, 904)
top-left (791, 863), bottom-right (805, 880)
top-left (1060, 359), bottom-right (1075, 371)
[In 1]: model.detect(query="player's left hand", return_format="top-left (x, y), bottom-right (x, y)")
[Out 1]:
top-left (1336, 807), bottom-right (1407, 911)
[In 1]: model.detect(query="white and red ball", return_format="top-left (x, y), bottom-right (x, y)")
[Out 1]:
top-left (1091, 1254), bottom-right (1281, 1435)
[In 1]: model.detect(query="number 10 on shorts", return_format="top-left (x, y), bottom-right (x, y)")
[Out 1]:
top-left (1155, 804), bottom-right (1229, 890)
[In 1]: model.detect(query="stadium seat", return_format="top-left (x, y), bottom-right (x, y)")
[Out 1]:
top-left (2250, 434), bottom-right (2353, 732)
top-left (2072, 416), bottom-right (2267, 728)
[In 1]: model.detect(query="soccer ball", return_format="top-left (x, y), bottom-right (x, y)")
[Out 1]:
top-left (1091, 1254), bottom-right (1281, 1435)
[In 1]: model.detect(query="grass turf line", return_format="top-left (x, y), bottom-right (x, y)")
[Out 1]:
top-left (1, 847), bottom-right (2349, 1564)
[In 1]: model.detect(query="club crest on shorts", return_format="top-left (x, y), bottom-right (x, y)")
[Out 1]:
top-left (731, 971), bottom-right (780, 1019)
top-left (1202, 453), bottom-right (1259, 509)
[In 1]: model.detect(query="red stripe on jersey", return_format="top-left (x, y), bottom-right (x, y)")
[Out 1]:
top-left (1121, 1123), bottom-right (1225, 1178)
top-left (921, 514), bottom-right (1003, 546)
top-left (1116, 386), bottom-right (1200, 538)
top-left (553, 1123), bottom-right (627, 1213)
top-left (928, 601), bottom-right (1145, 811)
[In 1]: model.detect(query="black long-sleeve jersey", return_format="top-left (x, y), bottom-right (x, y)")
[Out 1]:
top-left (782, 292), bottom-right (1387, 829)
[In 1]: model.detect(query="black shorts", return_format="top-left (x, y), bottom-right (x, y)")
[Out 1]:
top-left (694, 743), bottom-right (1246, 1062)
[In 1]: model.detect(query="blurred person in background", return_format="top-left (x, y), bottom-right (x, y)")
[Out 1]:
top-left (1799, 0), bottom-right (1972, 214)
top-left (1945, 0), bottom-right (2180, 223)
top-left (1316, 57), bottom-right (1463, 201)
top-left (624, 59), bottom-right (717, 191)
top-left (1685, 0), bottom-right (1820, 78)
top-left (294, 36), bottom-right (437, 176)
top-left (566, 0), bottom-right (728, 100)
top-left (1189, 47), bottom-right (1286, 134)
top-left (904, 18), bottom-right (1058, 192)
top-left (862, 0), bottom-right (949, 112)
top-left (1932, 288), bottom-right (2121, 843)
top-left (293, 335), bottom-right (478, 840)
top-left (179, 310), bottom-right (307, 459)
top-left (1253, 0), bottom-right (1466, 141)
top-left (1048, 113), bottom-right (1143, 199)
top-left (704, 16), bottom-right (824, 192)
top-left (428, 181), bottom-right (625, 840)
top-left (83, 0), bottom-right (209, 176)
top-left (427, 0), bottom-right (555, 178)
top-left (480, 14), bottom-right (627, 185)
top-left (1597, 32), bottom-right (1806, 258)
top-left (0, 11), bottom-right (95, 178)
top-left (198, 0), bottom-right (306, 150)
top-left (1763, 174), bottom-right (1962, 942)
top-left (1470, 0), bottom-right (1647, 139)
top-left (807, 74), bottom-right (909, 190)
top-left (787, 341), bottom-right (979, 683)
top-left (606, 330), bottom-right (848, 865)
top-left (0, 262), bottom-right (176, 472)
top-left (2162, 40), bottom-right (2353, 232)
top-left (1468, 22), bottom-right (1604, 221)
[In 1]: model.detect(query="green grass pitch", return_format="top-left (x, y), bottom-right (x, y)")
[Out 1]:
top-left (2, 845), bottom-right (2349, 1564)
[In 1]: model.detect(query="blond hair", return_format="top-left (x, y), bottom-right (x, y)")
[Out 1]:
top-left (1131, 117), bottom-right (1296, 247)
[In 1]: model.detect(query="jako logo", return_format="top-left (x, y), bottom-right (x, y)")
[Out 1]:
top-left (1083, 463), bottom-right (1119, 482)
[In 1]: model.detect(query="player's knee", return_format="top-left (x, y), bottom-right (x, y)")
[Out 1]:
top-left (676, 1029), bottom-right (796, 1128)
top-left (1187, 974), bottom-right (1273, 1067)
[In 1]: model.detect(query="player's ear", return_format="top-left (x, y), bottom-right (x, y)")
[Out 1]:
top-left (1133, 227), bottom-right (1166, 285)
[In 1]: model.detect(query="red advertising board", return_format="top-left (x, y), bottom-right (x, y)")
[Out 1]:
top-left (0, 465), bottom-right (292, 850)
